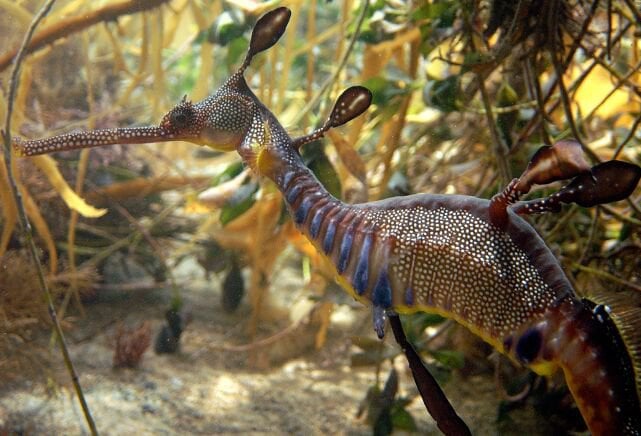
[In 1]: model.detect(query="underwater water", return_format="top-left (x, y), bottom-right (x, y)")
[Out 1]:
top-left (1, 1), bottom-right (640, 434)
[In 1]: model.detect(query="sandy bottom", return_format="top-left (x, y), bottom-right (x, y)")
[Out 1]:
top-left (0, 258), bottom-right (552, 435)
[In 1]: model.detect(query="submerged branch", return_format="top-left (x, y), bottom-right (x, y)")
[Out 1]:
top-left (0, 0), bottom-right (99, 434)
top-left (0, 0), bottom-right (171, 72)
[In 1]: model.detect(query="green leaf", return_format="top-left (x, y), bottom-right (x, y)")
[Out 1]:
top-left (425, 362), bottom-right (452, 385)
top-left (412, 2), bottom-right (455, 25)
top-left (435, 2), bottom-right (457, 28)
top-left (619, 222), bottom-right (632, 241)
top-left (429, 349), bottom-right (465, 369)
top-left (390, 406), bottom-right (417, 431)
top-left (373, 409), bottom-right (393, 436)
top-left (461, 52), bottom-right (493, 73)
top-left (400, 312), bottom-right (446, 343)
top-left (208, 9), bottom-right (247, 46)
top-left (423, 76), bottom-right (460, 112)
top-left (219, 182), bottom-right (258, 225)
top-left (169, 48), bottom-right (199, 99)
top-left (362, 77), bottom-right (388, 105)
top-left (411, 4), bottom-right (432, 21)
top-left (496, 83), bottom-right (519, 148)
top-left (352, 0), bottom-right (387, 44)
top-left (211, 161), bottom-right (244, 186)
top-left (302, 145), bottom-right (342, 199)
top-left (226, 36), bottom-right (249, 69)
top-left (497, 400), bottom-right (518, 425)
top-left (393, 397), bottom-right (413, 409)
top-left (381, 368), bottom-right (399, 401)
top-left (363, 76), bottom-right (411, 108)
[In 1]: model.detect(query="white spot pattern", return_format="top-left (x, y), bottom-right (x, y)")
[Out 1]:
top-left (15, 126), bottom-right (167, 156)
top-left (365, 206), bottom-right (557, 338)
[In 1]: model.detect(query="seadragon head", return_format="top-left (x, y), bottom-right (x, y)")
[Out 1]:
top-left (155, 7), bottom-right (292, 155)
top-left (154, 5), bottom-right (371, 178)
top-left (11, 8), bottom-right (284, 158)
top-left (13, 6), bottom-right (371, 180)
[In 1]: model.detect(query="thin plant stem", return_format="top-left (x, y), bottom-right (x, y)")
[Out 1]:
top-left (0, 0), bottom-right (170, 72)
top-left (578, 208), bottom-right (600, 266)
top-left (477, 75), bottom-right (511, 184)
top-left (524, 58), bottom-right (551, 145)
top-left (466, 21), bottom-right (510, 184)
top-left (109, 200), bottom-right (181, 308)
top-left (62, 32), bottom-right (97, 320)
top-left (292, 0), bottom-right (369, 126)
top-left (612, 114), bottom-right (641, 159)
top-left (572, 263), bottom-right (641, 293)
top-left (512, 0), bottom-right (623, 153)
top-left (622, 0), bottom-right (641, 23)
top-left (0, 0), bottom-right (98, 434)
top-left (601, 203), bottom-right (641, 226)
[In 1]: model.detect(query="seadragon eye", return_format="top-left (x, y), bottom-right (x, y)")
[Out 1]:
top-left (169, 109), bottom-right (193, 130)
top-left (161, 97), bottom-right (196, 133)
top-left (171, 110), bottom-right (190, 128)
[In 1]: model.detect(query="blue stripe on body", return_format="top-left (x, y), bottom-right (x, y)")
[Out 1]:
top-left (310, 202), bottom-right (330, 239)
top-left (404, 287), bottom-right (414, 306)
top-left (337, 223), bottom-right (354, 274)
top-left (322, 215), bottom-right (338, 254)
top-left (372, 269), bottom-right (392, 308)
top-left (281, 171), bottom-right (295, 190)
top-left (294, 196), bottom-right (313, 224)
top-left (285, 183), bottom-right (303, 204)
top-left (352, 232), bottom-right (372, 295)
top-left (322, 209), bottom-right (347, 254)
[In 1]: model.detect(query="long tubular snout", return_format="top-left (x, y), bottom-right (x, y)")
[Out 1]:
top-left (12, 125), bottom-right (173, 157)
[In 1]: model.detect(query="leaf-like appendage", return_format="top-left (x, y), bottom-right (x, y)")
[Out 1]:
top-left (558, 160), bottom-right (641, 207)
top-left (291, 86), bottom-right (373, 150)
top-left (329, 86), bottom-right (373, 128)
top-left (248, 7), bottom-right (291, 57)
top-left (515, 139), bottom-right (591, 193)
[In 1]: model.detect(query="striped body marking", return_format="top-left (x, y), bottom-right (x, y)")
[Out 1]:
top-left (281, 165), bottom-right (570, 347)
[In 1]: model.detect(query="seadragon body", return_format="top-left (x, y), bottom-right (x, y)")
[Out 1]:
top-left (13, 7), bottom-right (641, 434)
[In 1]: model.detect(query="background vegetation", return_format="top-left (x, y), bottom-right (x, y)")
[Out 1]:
top-left (1, 0), bottom-right (640, 433)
